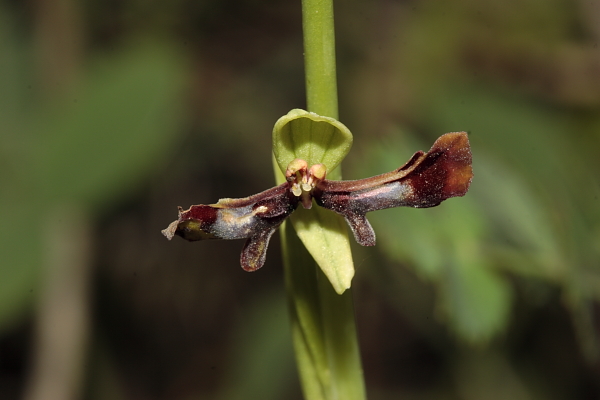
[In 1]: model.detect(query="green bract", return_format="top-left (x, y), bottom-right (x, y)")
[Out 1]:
top-left (272, 109), bottom-right (355, 294)
top-left (273, 109), bottom-right (353, 180)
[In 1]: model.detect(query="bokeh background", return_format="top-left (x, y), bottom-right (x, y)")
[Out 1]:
top-left (1, 0), bottom-right (600, 399)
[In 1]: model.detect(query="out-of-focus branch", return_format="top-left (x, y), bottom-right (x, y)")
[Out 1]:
top-left (23, 206), bottom-right (92, 400)
top-left (32, 0), bottom-right (83, 96)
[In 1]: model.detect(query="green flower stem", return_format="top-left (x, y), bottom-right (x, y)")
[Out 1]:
top-left (281, 0), bottom-right (366, 399)
top-left (301, 0), bottom-right (338, 121)
top-left (282, 222), bottom-right (365, 400)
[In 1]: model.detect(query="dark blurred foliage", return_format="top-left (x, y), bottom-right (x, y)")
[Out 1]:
top-left (1, 0), bottom-right (599, 399)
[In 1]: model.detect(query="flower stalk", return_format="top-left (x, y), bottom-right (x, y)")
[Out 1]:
top-left (282, 0), bottom-right (366, 398)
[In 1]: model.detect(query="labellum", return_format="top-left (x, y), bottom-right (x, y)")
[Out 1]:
top-left (162, 131), bottom-right (473, 271)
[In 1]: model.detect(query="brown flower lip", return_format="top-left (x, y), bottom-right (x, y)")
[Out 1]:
top-left (162, 131), bottom-right (473, 270)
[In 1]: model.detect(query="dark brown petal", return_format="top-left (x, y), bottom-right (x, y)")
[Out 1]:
top-left (313, 132), bottom-right (473, 246)
top-left (162, 181), bottom-right (299, 270)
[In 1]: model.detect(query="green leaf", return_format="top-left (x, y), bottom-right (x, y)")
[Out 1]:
top-left (0, 35), bottom-right (189, 333)
top-left (272, 111), bottom-right (355, 293)
top-left (439, 259), bottom-right (512, 343)
top-left (34, 40), bottom-right (189, 208)
top-left (272, 109), bottom-right (353, 180)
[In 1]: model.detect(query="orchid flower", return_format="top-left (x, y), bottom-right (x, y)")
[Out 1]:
top-left (162, 131), bottom-right (473, 271)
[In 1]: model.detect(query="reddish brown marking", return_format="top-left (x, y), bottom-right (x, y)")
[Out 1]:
top-left (404, 132), bottom-right (472, 207)
top-left (180, 205), bottom-right (218, 226)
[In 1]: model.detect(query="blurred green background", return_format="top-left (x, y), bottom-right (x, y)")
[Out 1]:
top-left (1, 0), bottom-right (599, 399)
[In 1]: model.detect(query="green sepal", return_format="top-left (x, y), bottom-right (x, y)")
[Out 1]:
top-left (272, 111), bottom-right (355, 294)
top-left (290, 206), bottom-right (355, 294)
top-left (272, 109), bottom-right (353, 179)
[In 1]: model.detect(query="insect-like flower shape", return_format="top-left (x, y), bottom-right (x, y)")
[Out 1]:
top-left (162, 131), bottom-right (473, 271)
